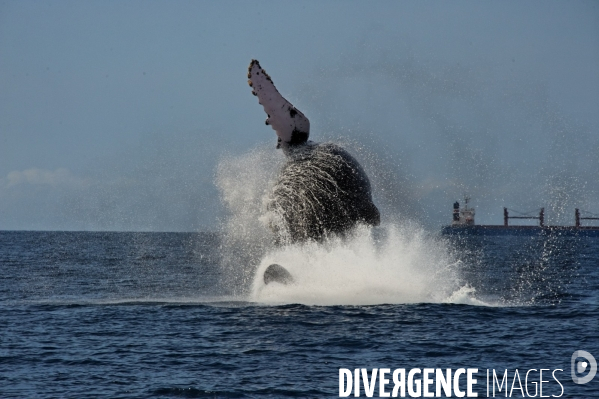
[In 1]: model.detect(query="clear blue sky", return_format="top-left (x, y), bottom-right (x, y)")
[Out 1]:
top-left (1, 1), bottom-right (598, 231)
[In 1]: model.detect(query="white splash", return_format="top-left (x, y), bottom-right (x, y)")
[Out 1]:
top-left (442, 286), bottom-right (495, 307)
top-left (250, 223), bottom-right (483, 306)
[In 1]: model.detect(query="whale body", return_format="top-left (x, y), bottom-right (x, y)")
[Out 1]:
top-left (267, 142), bottom-right (380, 242)
top-left (263, 264), bottom-right (294, 285)
top-left (248, 59), bottom-right (380, 243)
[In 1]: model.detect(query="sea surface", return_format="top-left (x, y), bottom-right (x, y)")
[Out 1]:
top-left (1, 230), bottom-right (598, 398)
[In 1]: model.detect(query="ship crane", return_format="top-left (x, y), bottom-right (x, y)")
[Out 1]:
top-left (576, 209), bottom-right (599, 227)
top-left (503, 208), bottom-right (544, 227)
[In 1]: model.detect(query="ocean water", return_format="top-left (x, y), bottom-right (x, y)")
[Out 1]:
top-left (1, 229), bottom-right (598, 398)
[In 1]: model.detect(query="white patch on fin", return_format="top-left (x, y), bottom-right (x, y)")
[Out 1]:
top-left (248, 59), bottom-right (310, 147)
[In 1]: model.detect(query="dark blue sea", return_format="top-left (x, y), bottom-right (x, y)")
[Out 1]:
top-left (1, 230), bottom-right (598, 398)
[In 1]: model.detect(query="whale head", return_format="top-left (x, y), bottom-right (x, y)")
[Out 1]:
top-left (248, 59), bottom-right (310, 151)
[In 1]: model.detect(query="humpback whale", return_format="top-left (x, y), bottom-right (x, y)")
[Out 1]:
top-left (248, 59), bottom-right (380, 246)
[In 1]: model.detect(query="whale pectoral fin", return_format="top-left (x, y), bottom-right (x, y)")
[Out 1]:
top-left (263, 263), bottom-right (294, 285)
top-left (247, 59), bottom-right (310, 147)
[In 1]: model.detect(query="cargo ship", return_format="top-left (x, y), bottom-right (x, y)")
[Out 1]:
top-left (441, 197), bottom-right (599, 237)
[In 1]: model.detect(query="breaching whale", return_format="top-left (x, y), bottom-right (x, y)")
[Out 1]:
top-left (247, 60), bottom-right (380, 284)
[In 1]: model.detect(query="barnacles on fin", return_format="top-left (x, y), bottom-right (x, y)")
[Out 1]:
top-left (247, 59), bottom-right (310, 147)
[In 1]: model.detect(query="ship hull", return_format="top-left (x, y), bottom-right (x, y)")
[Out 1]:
top-left (441, 225), bottom-right (599, 237)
